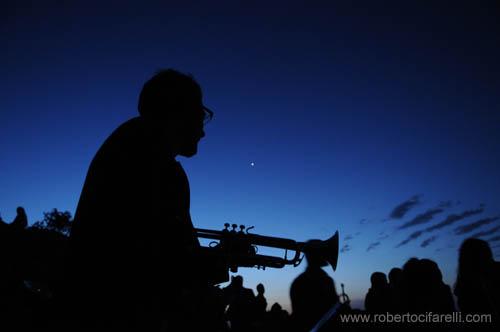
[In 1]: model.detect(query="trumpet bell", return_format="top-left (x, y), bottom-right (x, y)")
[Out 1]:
top-left (326, 231), bottom-right (339, 271)
top-left (303, 231), bottom-right (339, 272)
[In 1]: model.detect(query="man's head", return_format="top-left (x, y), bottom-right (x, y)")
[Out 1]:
top-left (231, 275), bottom-right (244, 289)
top-left (370, 272), bottom-right (388, 288)
top-left (304, 239), bottom-right (328, 268)
top-left (138, 69), bottom-right (213, 157)
top-left (256, 283), bottom-right (265, 295)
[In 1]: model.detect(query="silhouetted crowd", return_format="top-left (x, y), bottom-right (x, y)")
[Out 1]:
top-left (0, 207), bottom-right (499, 331)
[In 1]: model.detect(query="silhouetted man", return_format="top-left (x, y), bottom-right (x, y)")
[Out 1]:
top-left (68, 69), bottom-right (214, 331)
top-left (255, 283), bottom-right (267, 317)
top-left (225, 275), bottom-right (256, 332)
top-left (265, 302), bottom-right (290, 332)
top-left (388, 267), bottom-right (403, 313)
top-left (455, 238), bottom-right (500, 322)
top-left (290, 240), bottom-right (338, 332)
top-left (364, 271), bottom-right (391, 313)
top-left (11, 206), bottom-right (28, 230)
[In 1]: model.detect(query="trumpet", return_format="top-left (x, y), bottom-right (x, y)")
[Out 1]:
top-left (195, 223), bottom-right (339, 274)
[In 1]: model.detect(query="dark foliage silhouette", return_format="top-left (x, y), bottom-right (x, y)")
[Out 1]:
top-left (32, 208), bottom-right (73, 236)
top-left (0, 208), bottom-right (69, 330)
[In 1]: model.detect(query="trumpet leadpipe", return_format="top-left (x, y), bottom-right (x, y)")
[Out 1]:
top-left (194, 227), bottom-right (339, 271)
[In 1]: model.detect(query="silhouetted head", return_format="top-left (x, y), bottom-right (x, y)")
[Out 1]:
top-left (402, 257), bottom-right (421, 288)
top-left (16, 206), bottom-right (26, 216)
top-left (458, 238), bottom-right (493, 274)
top-left (138, 69), bottom-right (213, 157)
top-left (232, 275), bottom-right (244, 289)
top-left (403, 257), bottom-right (420, 274)
top-left (270, 302), bottom-right (282, 312)
top-left (388, 267), bottom-right (403, 286)
top-left (256, 283), bottom-right (265, 295)
top-left (304, 239), bottom-right (328, 268)
top-left (370, 272), bottom-right (388, 289)
top-left (420, 259), bottom-right (443, 285)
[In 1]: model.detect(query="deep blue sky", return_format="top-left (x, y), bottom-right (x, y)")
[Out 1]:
top-left (2, 0), bottom-right (500, 310)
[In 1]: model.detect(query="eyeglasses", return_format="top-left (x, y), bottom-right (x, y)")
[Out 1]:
top-left (203, 106), bottom-right (214, 125)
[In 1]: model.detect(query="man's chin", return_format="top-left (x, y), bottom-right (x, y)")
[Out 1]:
top-left (179, 146), bottom-right (198, 158)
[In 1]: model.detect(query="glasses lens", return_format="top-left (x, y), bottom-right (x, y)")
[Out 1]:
top-left (203, 106), bottom-right (214, 125)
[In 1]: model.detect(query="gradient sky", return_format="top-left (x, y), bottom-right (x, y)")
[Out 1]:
top-left (2, 1), bottom-right (500, 311)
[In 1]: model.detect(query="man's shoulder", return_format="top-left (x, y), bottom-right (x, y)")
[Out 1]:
top-left (243, 287), bottom-right (255, 296)
top-left (83, 117), bottom-right (150, 176)
top-left (107, 117), bottom-right (147, 143)
top-left (95, 117), bottom-right (148, 156)
top-left (294, 267), bottom-right (333, 285)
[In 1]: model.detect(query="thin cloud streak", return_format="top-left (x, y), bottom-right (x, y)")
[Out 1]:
top-left (487, 235), bottom-right (500, 243)
top-left (398, 207), bottom-right (446, 230)
top-left (340, 244), bottom-right (351, 253)
top-left (426, 206), bottom-right (485, 232)
top-left (396, 230), bottom-right (423, 247)
top-left (390, 195), bottom-right (421, 219)
top-left (454, 217), bottom-right (499, 235)
top-left (367, 242), bottom-right (381, 252)
top-left (470, 225), bottom-right (500, 239)
top-left (421, 235), bottom-right (438, 248)
top-left (395, 206), bottom-right (484, 247)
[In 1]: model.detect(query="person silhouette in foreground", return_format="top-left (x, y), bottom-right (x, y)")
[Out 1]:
top-left (68, 69), bottom-right (214, 331)
top-left (364, 271), bottom-right (391, 313)
top-left (264, 302), bottom-right (290, 332)
top-left (454, 238), bottom-right (500, 322)
top-left (225, 275), bottom-right (256, 332)
top-left (253, 283), bottom-right (268, 330)
top-left (419, 258), bottom-right (455, 313)
top-left (290, 240), bottom-right (339, 332)
top-left (255, 283), bottom-right (267, 316)
top-left (11, 206), bottom-right (28, 230)
top-left (400, 257), bottom-right (422, 313)
top-left (388, 267), bottom-right (403, 313)
top-left (400, 258), bottom-right (456, 316)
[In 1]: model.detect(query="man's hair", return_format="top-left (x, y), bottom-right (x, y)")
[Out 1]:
top-left (304, 239), bottom-right (328, 267)
top-left (138, 69), bottom-right (202, 118)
